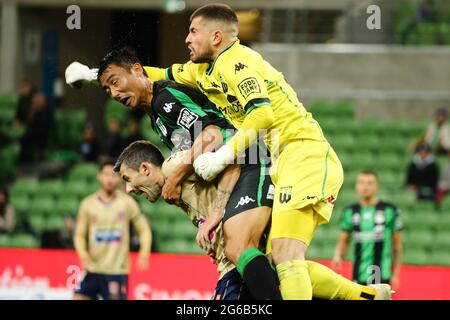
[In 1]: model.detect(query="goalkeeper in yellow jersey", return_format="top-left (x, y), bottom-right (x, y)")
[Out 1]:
top-left (140, 3), bottom-right (392, 299)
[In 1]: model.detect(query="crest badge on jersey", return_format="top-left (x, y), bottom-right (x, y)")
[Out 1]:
top-left (177, 108), bottom-right (199, 129)
top-left (279, 186), bottom-right (292, 204)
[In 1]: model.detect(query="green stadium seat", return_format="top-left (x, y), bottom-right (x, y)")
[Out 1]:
top-left (435, 214), bottom-right (450, 231)
top-left (432, 233), bottom-right (450, 251)
top-left (67, 162), bottom-right (99, 181)
top-left (404, 248), bottom-right (430, 265)
top-left (416, 23), bottom-right (439, 45)
top-left (378, 154), bottom-right (405, 172)
top-left (158, 204), bottom-right (185, 221)
top-left (334, 191), bottom-right (356, 208)
top-left (29, 196), bottom-right (55, 216)
top-left (378, 171), bottom-right (404, 188)
top-left (159, 239), bottom-right (190, 254)
top-left (439, 23), bottom-right (450, 45)
top-left (342, 171), bottom-right (358, 189)
top-left (10, 178), bottom-right (40, 197)
top-left (10, 233), bottom-right (39, 248)
top-left (46, 216), bottom-right (65, 231)
top-left (172, 222), bottom-right (197, 241)
top-left (63, 180), bottom-right (89, 198)
top-left (319, 118), bottom-right (338, 134)
top-left (404, 230), bottom-right (433, 250)
top-left (306, 245), bottom-right (322, 260)
top-left (411, 201), bottom-right (437, 214)
top-left (39, 179), bottom-right (64, 198)
top-left (0, 234), bottom-right (10, 247)
top-left (318, 244), bottom-right (335, 260)
top-left (151, 220), bottom-right (171, 242)
top-left (104, 98), bottom-right (130, 126)
top-left (349, 153), bottom-right (375, 171)
top-left (428, 249), bottom-right (450, 266)
top-left (0, 143), bottom-right (20, 181)
top-left (29, 215), bottom-right (47, 234)
top-left (407, 212), bottom-right (439, 231)
top-left (334, 100), bottom-right (356, 118)
top-left (330, 134), bottom-right (355, 153)
top-left (55, 109), bottom-right (87, 147)
top-left (184, 243), bottom-right (204, 255)
top-left (10, 194), bottom-right (30, 217)
top-left (0, 93), bottom-right (18, 108)
top-left (0, 107), bottom-right (15, 125)
top-left (54, 197), bottom-right (80, 216)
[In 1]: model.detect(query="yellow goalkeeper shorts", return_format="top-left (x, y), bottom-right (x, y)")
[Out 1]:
top-left (266, 139), bottom-right (344, 253)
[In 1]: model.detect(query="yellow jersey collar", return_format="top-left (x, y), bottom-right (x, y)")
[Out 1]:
top-left (206, 40), bottom-right (240, 76)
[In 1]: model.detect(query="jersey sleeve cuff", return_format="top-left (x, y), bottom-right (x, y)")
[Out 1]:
top-left (166, 67), bottom-right (174, 81)
top-left (244, 98), bottom-right (271, 114)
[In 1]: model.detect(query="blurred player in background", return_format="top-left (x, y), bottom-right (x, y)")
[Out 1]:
top-left (332, 170), bottom-right (404, 291)
top-left (73, 159), bottom-right (152, 300)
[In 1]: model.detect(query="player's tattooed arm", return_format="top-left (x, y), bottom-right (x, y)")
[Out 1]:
top-left (213, 189), bottom-right (233, 213)
top-left (196, 164), bottom-right (240, 250)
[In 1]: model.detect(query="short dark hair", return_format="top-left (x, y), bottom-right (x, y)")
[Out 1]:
top-left (359, 170), bottom-right (378, 181)
top-left (99, 158), bottom-right (116, 171)
top-left (113, 140), bottom-right (165, 173)
top-left (97, 47), bottom-right (147, 82)
top-left (190, 3), bottom-right (238, 24)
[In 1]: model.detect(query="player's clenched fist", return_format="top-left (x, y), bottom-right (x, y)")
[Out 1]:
top-left (193, 145), bottom-right (235, 181)
top-left (65, 61), bottom-right (98, 88)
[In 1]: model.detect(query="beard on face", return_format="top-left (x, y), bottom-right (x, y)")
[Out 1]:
top-left (140, 184), bottom-right (162, 203)
top-left (190, 46), bottom-right (214, 64)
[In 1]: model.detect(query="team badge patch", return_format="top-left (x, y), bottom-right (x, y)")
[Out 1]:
top-left (237, 77), bottom-right (261, 99)
top-left (177, 108), bottom-right (199, 129)
top-left (279, 186), bottom-right (293, 204)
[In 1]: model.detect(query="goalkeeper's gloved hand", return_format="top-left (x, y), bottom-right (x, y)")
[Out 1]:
top-left (193, 145), bottom-right (235, 181)
top-left (65, 61), bottom-right (98, 88)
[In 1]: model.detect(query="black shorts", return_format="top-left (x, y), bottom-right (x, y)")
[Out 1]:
top-left (74, 272), bottom-right (128, 300)
top-left (212, 268), bottom-right (253, 300)
top-left (223, 162), bottom-right (274, 223)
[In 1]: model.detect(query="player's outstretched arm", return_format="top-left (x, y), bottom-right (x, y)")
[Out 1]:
top-left (65, 61), bottom-right (99, 88)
